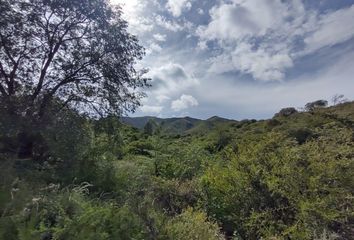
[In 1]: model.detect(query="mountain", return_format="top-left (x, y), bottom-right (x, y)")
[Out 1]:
top-left (121, 101), bottom-right (354, 136)
top-left (121, 116), bottom-right (237, 135)
top-left (121, 116), bottom-right (163, 129)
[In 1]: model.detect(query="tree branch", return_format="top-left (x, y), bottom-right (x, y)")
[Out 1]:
top-left (54, 95), bottom-right (79, 114)
top-left (0, 33), bottom-right (16, 65)
top-left (0, 82), bottom-right (7, 96)
top-left (32, 24), bottom-right (72, 101)
top-left (0, 61), bottom-right (9, 84)
top-left (7, 55), bottom-right (23, 95)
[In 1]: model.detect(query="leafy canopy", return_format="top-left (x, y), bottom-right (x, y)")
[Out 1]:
top-left (0, 0), bottom-right (149, 118)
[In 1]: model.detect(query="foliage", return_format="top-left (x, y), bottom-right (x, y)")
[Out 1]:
top-left (2, 184), bottom-right (148, 240)
top-left (305, 100), bottom-right (329, 112)
top-left (163, 208), bottom-right (223, 240)
top-left (201, 121), bottom-right (354, 239)
top-left (274, 107), bottom-right (298, 117)
top-left (2, 102), bottom-right (354, 239)
top-left (0, 0), bottom-right (149, 118)
top-left (0, 0), bottom-right (150, 169)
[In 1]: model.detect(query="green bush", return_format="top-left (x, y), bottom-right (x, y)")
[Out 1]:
top-left (164, 208), bottom-right (223, 240)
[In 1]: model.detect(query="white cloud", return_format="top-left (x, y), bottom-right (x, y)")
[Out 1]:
top-left (197, 0), bottom-right (354, 81)
top-left (166, 0), bottom-right (193, 17)
top-left (196, 0), bottom-right (305, 81)
top-left (171, 95), bottom-right (199, 111)
top-left (194, 49), bottom-right (354, 119)
top-left (207, 53), bottom-right (234, 74)
top-left (140, 105), bottom-right (163, 114)
top-left (233, 48), bottom-right (293, 81)
top-left (153, 33), bottom-right (167, 42)
top-left (146, 42), bottom-right (162, 55)
top-left (208, 43), bottom-right (294, 81)
top-left (197, 40), bottom-right (208, 50)
top-left (148, 62), bottom-right (199, 97)
top-left (304, 5), bottom-right (354, 54)
top-left (156, 95), bottom-right (171, 103)
top-left (197, 0), bottom-right (290, 42)
top-left (112, 0), bottom-right (354, 119)
top-left (111, 0), bottom-right (154, 35)
top-left (155, 15), bottom-right (185, 32)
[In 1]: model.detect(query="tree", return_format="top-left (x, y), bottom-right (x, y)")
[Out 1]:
top-left (305, 100), bottom-right (328, 111)
top-left (331, 94), bottom-right (348, 106)
top-left (274, 107), bottom-right (298, 117)
top-left (143, 120), bottom-right (155, 136)
top-left (0, 0), bottom-right (149, 158)
top-left (0, 0), bottom-right (149, 120)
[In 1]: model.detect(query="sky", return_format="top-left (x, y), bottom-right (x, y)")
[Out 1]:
top-left (111, 0), bottom-right (354, 120)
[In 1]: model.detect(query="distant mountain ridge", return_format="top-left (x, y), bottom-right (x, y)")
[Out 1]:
top-left (121, 116), bottom-right (236, 135)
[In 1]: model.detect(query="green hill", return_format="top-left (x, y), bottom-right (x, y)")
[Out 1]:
top-left (121, 115), bottom-right (238, 135)
top-left (1, 101), bottom-right (353, 240)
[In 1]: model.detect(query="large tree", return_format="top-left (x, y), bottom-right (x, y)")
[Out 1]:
top-left (0, 0), bottom-right (150, 159)
top-left (0, 0), bottom-right (149, 119)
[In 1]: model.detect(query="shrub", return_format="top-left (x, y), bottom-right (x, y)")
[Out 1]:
top-left (305, 100), bottom-right (328, 111)
top-left (274, 107), bottom-right (298, 117)
top-left (164, 208), bottom-right (223, 240)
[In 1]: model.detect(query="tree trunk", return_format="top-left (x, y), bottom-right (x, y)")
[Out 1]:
top-left (17, 131), bottom-right (34, 159)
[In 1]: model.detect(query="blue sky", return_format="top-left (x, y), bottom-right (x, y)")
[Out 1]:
top-left (112, 0), bottom-right (354, 120)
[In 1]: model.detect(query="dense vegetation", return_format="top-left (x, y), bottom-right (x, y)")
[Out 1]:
top-left (1, 100), bottom-right (353, 239)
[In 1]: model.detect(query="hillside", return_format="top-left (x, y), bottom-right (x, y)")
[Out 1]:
top-left (122, 115), bottom-right (236, 135)
top-left (1, 102), bottom-right (354, 239)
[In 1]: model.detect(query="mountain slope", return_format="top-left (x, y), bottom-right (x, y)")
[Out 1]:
top-left (121, 116), bottom-right (238, 135)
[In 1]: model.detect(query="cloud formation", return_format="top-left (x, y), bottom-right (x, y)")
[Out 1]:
top-left (111, 0), bottom-right (354, 119)
top-left (148, 62), bottom-right (199, 99)
top-left (171, 95), bottom-right (199, 111)
top-left (153, 33), bottom-right (167, 42)
top-left (197, 0), bottom-right (289, 41)
top-left (197, 0), bottom-right (354, 82)
top-left (166, 0), bottom-right (192, 17)
top-left (303, 5), bottom-right (354, 54)
top-left (140, 105), bottom-right (164, 114)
